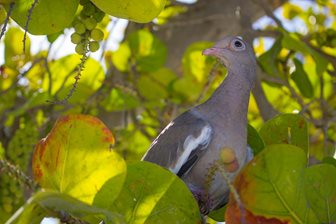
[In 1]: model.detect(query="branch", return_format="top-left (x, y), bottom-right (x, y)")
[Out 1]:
top-left (0, 159), bottom-right (37, 190)
top-left (0, 1), bottom-right (15, 41)
top-left (23, 0), bottom-right (39, 53)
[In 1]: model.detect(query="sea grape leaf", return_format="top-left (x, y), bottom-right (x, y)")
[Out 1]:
top-left (258, 37), bottom-right (283, 79)
top-left (304, 164), bottom-right (336, 223)
top-left (4, 27), bottom-right (30, 69)
top-left (6, 190), bottom-right (123, 224)
top-left (93, 161), bottom-right (201, 223)
top-left (226, 144), bottom-right (318, 224)
top-left (259, 113), bottom-right (309, 155)
top-left (247, 124), bottom-right (265, 155)
top-left (128, 29), bottom-right (167, 72)
top-left (32, 114), bottom-right (126, 204)
top-left (291, 58), bottom-right (314, 98)
top-left (282, 33), bottom-right (329, 75)
top-left (91, 0), bottom-right (166, 23)
top-left (8, 0), bottom-right (78, 35)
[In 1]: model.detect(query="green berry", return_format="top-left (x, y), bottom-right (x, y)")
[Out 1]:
top-left (82, 3), bottom-right (95, 16)
top-left (93, 10), bottom-right (105, 22)
top-left (75, 43), bottom-right (86, 55)
top-left (90, 28), bottom-right (104, 41)
top-left (89, 41), bottom-right (99, 52)
top-left (84, 18), bottom-right (97, 30)
top-left (71, 33), bottom-right (82, 44)
top-left (74, 23), bottom-right (86, 34)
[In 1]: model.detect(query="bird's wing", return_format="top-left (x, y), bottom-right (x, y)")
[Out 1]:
top-left (142, 109), bottom-right (213, 177)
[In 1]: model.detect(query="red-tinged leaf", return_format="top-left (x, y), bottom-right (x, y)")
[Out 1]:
top-left (226, 198), bottom-right (290, 224)
top-left (32, 114), bottom-right (126, 204)
top-left (226, 145), bottom-right (319, 224)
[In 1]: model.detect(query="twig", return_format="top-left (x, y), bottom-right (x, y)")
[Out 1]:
top-left (23, 0), bottom-right (39, 53)
top-left (0, 159), bottom-right (37, 190)
top-left (217, 163), bottom-right (246, 224)
top-left (49, 41), bottom-right (89, 104)
top-left (0, 1), bottom-right (15, 41)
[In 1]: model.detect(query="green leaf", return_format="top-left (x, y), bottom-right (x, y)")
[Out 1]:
top-left (101, 88), bottom-right (140, 112)
top-left (7, 92), bottom-right (49, 118)
top-left (128, 29), bottom-right (167, 72)
top-left (91, 0), bottom-right (166, 23)
top-left (93, 161), bottom-right (201, 223)
top-left (42, 54), bottom-right (105, 103)
top-left (322, 157), bottom-right (336, 167)
top-left (182, 41), bottom-right (215, 84)
top-left (137, 68), bottom-right (177, 101)
top-left (259, 113), bottom-right (309, 155)
top-left (291, 58), bottom-right (314, 98)
top-left (258, 37), bottom-right (283, 78)
top-left (247, 124), bottom-right (265, 155)
top-left (304, 164), bottom-right (336, 223)
top-left (32, 114), bottom-right (127, 204)
top-left (208, 205), bottom-right (226, 222)
top-left (6, 191), bottom-right (123, 224)
top-left (4, 27), bottom-right (30, 69)
top-left (282, 3), bottom-right (303, 19)
top-left (282, 33), bottom-right (329, 75)
top-left (112, 42), bottom-right (131, 72)
top-left (226, 144), bottom-right (318, 224)
top-left (8, 0), bottom-right (78, 35)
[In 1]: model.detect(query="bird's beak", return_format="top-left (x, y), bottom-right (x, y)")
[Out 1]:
top-left (202, 47), bottom-right (222, 57)
top-left (203, 47), bottom-right (229, 66)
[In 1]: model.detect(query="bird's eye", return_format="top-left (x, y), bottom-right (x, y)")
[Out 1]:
top-left (231, 39), bottom-right (245, 51)
top-left (234, 41), bottom-right (242, 48)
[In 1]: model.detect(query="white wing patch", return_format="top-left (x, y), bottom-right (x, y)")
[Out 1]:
top-left (169, 125), bottom-right (212, 174)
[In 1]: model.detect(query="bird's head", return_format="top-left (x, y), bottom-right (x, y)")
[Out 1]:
top-left (203, 36), bottom-right (256, 82)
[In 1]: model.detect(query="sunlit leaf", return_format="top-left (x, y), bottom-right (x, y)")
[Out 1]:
top-left (226, 144), bottom-right (318, 224)
top-left (112, 43), bottom-right (131, 72)
top-left (32, 114), bottom-right (126, 204)
top-left (101, 88), bottom-right (140, 111)
top-left (182, 41), bottom-right (215, 84)
top-left (259, 113), bottom-right (309, 155)
top-left (8, 0), bottom-right (78, 35)
top-left (304, 164), bottom-right (336, 223)
top-left (93, 161), bottom-right (201, 223)
top-left (91, 0), bottom-right (166, 23)
top-left (4, 28), bottom-right (30, 69)
top-left (282, 3), bottom-right (303, 19)
top-left (291, 58), bottom-right (314, 98)
top-left (258, 37), bottom-right (283, 79)
top-left (137, 68), bottom-right (177, 101)
top-left (128, 30), bottom-right (167, 72)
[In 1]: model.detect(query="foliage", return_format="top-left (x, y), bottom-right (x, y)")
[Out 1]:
top-left (0, 0), bottom-right (336, 223)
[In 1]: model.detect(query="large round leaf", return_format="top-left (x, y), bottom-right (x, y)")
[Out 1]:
top-left (259, 114), bottom-right (309, 155)
top-left (304, 164), bottom-right (336, 223)
top-left (6, 191), bottom-right (123, 224)
top-left (32, 114), bottom-right (126, 204)
top-left (8, 0), bottom-right (78, 35)
top-left (226, 144), bottom-right (318, 224)
top-left (91, 0), bottom-right (166, 23)
top-left (93, 161), bottom-right (201, 223)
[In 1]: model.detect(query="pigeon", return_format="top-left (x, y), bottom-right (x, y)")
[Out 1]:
top-left (142, 36), bottom-right (257, 214)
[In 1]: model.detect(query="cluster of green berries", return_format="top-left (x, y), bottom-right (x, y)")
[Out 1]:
top-left (71, 0), bottom-right (105, 55)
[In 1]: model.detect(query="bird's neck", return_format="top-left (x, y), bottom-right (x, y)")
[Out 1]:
top-left (201, 69), bottom-right (255, 126)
